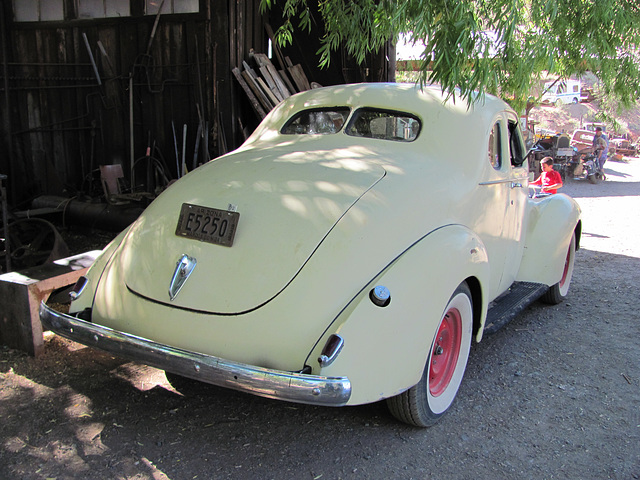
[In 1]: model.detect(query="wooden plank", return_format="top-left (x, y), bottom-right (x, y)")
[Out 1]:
top-left (266, 63), bottom-right (291, 99)
top-left (252, 52), bottom-right (268, 68)
top-left (0, 281), bottom-right (40, 355)
top-left (242, 60), bottom-right (259, 80)
top-left (232, 67), bottom-right (267, 119)
top-left (288, 64), bottom-right (311, 91)
top-left (257, 77), bottom-right (280, 106)
top-left (0, 251), bottom-right (100, 356)
top-left (253, 53), bottom-right (276, 74)
top-left (259, 66), bottom-right (284, 102)
top-left (241, 70), bottom-right (274, 111)
top-left (279, 69), bottom-right (298, 94)
top-left (253, 53), bottom-right (291, 99)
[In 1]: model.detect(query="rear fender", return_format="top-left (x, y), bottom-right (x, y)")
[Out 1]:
top-left (69, 227), bottom-right (131, 313)
top-left (517, 194), bottom-right (581, 286)
top-left (311, 225), bottom-right (490, 405)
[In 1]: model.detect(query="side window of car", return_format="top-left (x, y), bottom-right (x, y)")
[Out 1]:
top-left (346, 108), bottom-right (421, 142)
top-left (508, 118), bottom-right (526, 166)
top-left (281, 108), bottom-right (351, 135)
top-left (488, 122), bottom-right (502, 170)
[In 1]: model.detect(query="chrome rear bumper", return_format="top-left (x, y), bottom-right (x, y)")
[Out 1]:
top-left (40, 302), bottom-right (351, 407)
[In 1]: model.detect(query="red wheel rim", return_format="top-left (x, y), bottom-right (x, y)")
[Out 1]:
top-left (429, 308), bottom-right (462, 397)
top-left (560, 243), bottom-right (572, 287)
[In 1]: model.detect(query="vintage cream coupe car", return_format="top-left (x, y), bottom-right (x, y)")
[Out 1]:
top-left (41, 83), bottom-right (581, 427)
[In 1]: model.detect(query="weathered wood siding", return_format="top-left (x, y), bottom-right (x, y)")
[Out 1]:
top-left (0, 0), bottom-right (267, 204)
top-left (0, 1), bottom-right (390, 206)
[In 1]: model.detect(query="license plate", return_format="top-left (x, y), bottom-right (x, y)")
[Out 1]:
top-left (175, 203), bottom-right (240, 247)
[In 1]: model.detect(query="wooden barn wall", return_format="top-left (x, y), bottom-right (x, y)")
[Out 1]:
top-left (0, 0), bottom-right (388, 207)
top-left (0, 0), bottom-right (267, 206)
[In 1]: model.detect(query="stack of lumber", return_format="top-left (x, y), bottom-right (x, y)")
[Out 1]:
top-left (232, 52), bottom-right (314, 120)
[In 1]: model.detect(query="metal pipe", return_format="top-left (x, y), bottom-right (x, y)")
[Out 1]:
top-left (97, 41), bottom-right (116, 76)
top-left (82, 32), bottom-right (102, 86)
top-left (31, 195), bottom-right (143, 232)
top-left (181, 124), bottom-right (187, 177)
top-left (171, 121), bottom-right (179, 179)
top-left (146, 0), bottom-right (165, 55)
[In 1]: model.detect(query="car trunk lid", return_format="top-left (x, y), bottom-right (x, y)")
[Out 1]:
top-left (120, 145), bottom-right (386, 314)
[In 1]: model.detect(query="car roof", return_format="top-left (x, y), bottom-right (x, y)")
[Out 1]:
top-left (280, 82), bottom-right (510, 120)
top-left (244, 83), bottom-right (514, 153)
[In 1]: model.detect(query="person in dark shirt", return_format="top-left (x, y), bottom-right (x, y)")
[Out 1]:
top-left (592, 126), bottom-right (609, 172)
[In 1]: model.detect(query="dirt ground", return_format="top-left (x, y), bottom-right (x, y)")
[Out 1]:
top-left (1, 157), bottom-right (639, 480)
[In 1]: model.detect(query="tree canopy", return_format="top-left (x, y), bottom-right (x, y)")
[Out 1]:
top-left (261, 0), bottom-right (640, 111)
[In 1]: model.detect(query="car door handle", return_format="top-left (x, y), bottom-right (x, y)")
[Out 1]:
top-left (511, 182), bottom-right (523, 188)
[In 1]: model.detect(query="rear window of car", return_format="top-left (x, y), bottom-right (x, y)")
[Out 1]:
top-left (281, 108), bottom-right (351, 134)
top-left (346, 108), bottom-right (421, 142)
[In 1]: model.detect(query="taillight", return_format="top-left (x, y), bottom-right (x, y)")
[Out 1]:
top-left (69, 276), bottom-right (89, 301)
top-left (318, 334), bottom-right (344, 367)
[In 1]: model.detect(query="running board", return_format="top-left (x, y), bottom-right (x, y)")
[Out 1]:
top-left (484, 282), bottom-right (549, 335)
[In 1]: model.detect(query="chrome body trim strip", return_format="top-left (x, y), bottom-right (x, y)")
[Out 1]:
top-left (479, 176), bottom-right (529, 186)
top-left (40, 302), bottom-right (351, 407)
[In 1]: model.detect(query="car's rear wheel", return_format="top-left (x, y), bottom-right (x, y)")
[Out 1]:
top-left (541, 232), bottom-right (576, 305)
top-left (387, 282), bottom-right (473, 427)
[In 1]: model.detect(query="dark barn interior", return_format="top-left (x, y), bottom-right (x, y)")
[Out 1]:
top-left (0, 0), bottom-right (394, 354)
top-left (0, 0), bottom-right (393, 213)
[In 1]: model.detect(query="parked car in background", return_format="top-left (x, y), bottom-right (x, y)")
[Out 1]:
top-left (571, 129), bottom-right (596, 152)
top-left (610, 137), bottom-right (637, 157)
top-left (41, 83), bottom-right (581, 427)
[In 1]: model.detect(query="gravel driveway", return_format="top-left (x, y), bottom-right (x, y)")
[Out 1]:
top-left (1, 158), bottom-right (639, 480)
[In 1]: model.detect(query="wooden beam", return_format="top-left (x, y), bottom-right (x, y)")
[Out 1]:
top-left (232, 67), bottom-right (267, 119)
top-left (241, 70), bottom-right (274, 112)
top-left (257, 77), bottom-right (280, 106)
top-left (0, 251), bottom-right (100, 356)
top-left (288, 64), bottom-right (311, 91)
top-left (279, 69), bottom-right (297, 94)
top-left (259, 66), bottom-right (284, 102)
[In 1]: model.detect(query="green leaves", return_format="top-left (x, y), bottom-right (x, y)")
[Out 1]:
top-left (264, 0), bottom-right (640, 109)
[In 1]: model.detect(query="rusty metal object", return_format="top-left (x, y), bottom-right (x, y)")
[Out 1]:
top-left (0, 218), bottom-right (69, 272)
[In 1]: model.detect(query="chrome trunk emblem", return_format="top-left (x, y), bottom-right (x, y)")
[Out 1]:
top-left (169, 254), bottom-right (197, 301)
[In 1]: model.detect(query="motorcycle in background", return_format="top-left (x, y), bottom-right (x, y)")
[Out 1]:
top-left (571, 152), bottom-right (605, 184)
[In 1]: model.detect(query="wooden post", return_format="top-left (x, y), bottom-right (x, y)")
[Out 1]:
top-left (0, 251), bottom-right (100, 356)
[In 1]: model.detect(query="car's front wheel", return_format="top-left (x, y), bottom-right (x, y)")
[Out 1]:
top-left (387, 282), bottom-right (473, 427)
